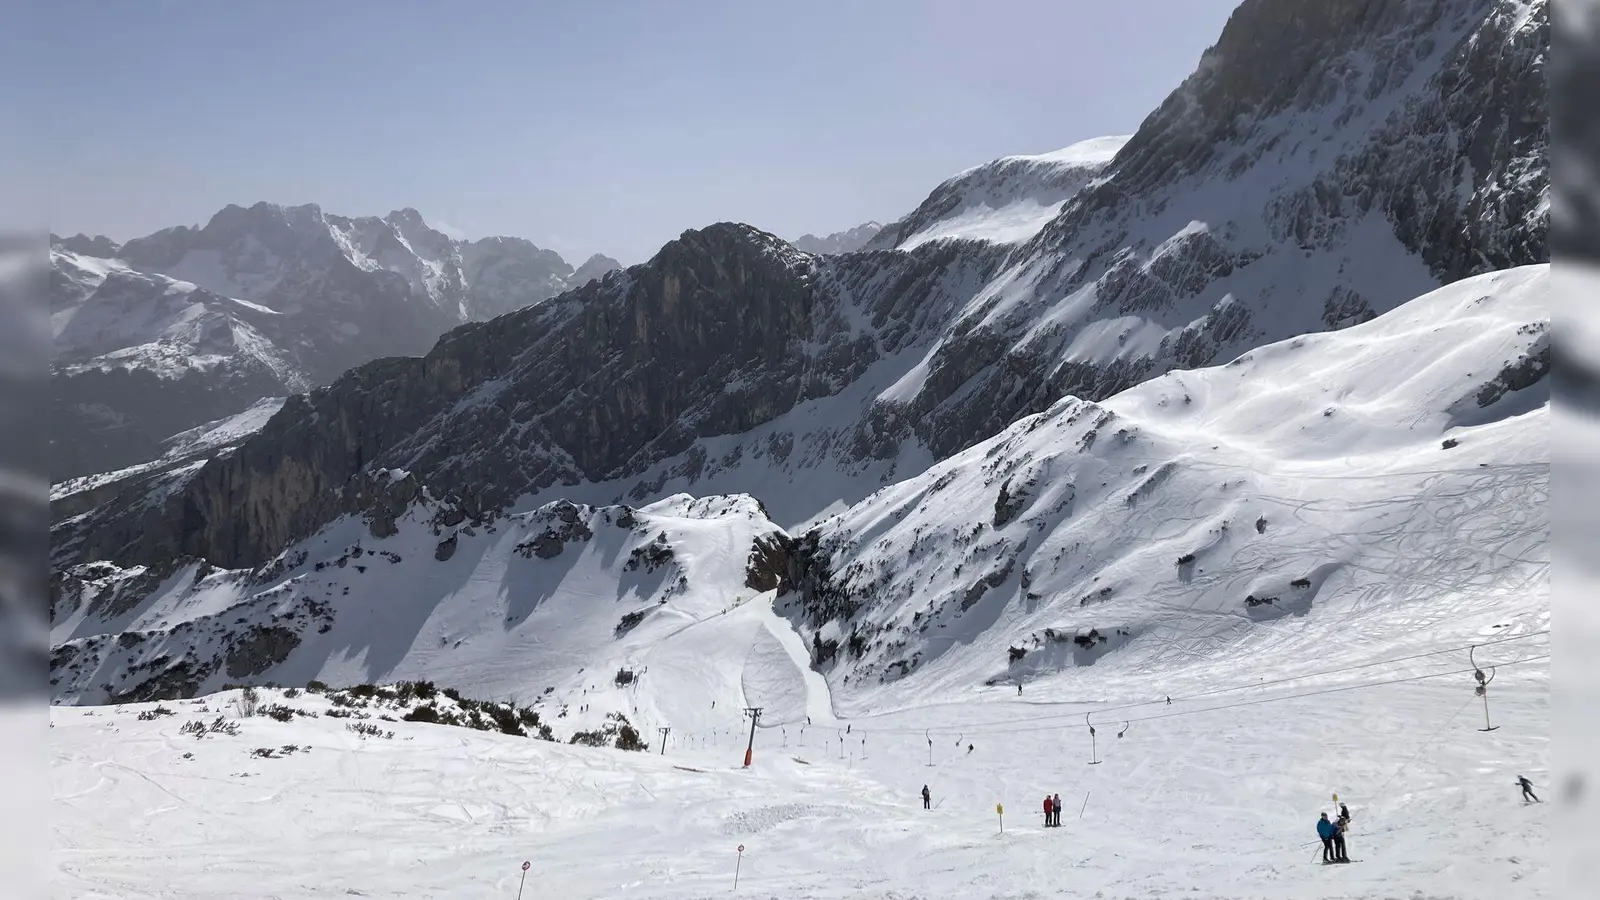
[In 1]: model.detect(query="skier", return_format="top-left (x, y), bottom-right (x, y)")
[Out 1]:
top-left (922, 785), bottom-right (931, 809)
top-left (1518, 775), bottom-right (1540, 803)
top-left (1166, 695), bottom-right (1172, 705)
top-left (1316, 813), bottom-right (1337, 862)
top-left (1043, 795), bottom-right (1054, 827)
top-left (1017, 683), bottom-right (1023, 696)
top-left (1331, 816), bottom-right (1349, 862)
top-left (1053, 793), bottom-right (1063, 826)
top-left (1337, 802), bottom-right (1351, 830)
top-left (967, 743), bottom-right (974, 755)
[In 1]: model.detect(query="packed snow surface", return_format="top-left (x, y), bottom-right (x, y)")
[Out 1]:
top-left (52, 656), bottom-right (1548, 899)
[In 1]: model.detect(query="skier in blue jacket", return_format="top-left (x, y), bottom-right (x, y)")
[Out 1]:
top-left (1316, 813), bottom-right (1337, 862)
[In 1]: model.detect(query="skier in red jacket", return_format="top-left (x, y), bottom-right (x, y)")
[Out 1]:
top-left (1043, 795), bottom-right (1054, 827)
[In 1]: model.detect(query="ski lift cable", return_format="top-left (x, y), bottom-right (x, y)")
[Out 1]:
top-left (963, 655), bottom-right (1548, 737)
top-left (862, 631), bottom-right (1547, 734)
top-left (865, 653), bottom-right (1548, 737)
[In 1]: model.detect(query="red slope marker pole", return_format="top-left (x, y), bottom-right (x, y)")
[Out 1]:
top-left (734, 844), bottom-right (745, 891)
top-left (516, 861), bottom-right (529, 900)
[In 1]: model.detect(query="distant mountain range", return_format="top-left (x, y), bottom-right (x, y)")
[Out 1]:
top-left (50, 206), bottom-right (620, 480)
top-left (790, 222), bottom-right (883, 255)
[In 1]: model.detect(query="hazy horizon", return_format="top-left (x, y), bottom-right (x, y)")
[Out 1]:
top-left (18, 0), bottom-right (1238, 264)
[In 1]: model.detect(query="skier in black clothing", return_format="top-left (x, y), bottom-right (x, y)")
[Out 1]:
top-left (1332, 818), bottom-right (1349, 862)
top-left (922, 785), bottom-right (931, 809)
top-left (1518, 775), bottom-right (1540, 802)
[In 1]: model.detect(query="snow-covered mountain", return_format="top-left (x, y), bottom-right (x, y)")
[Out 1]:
top-left (790, 222), bottom-right (883, 255)
top-left (866, 136), bottom-right (1128, 251)
top-left (49, 264), bottom-right (1549, 712)
top-left (58, 0), bottom-right (1546, 585)
top-left (49, 207), bottom-right (618, 480)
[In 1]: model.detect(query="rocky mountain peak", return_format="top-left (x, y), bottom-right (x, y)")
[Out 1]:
top-left (51, 233), bottom-right (121, 258)
top-left (572, 253), bottom-right (624, 286)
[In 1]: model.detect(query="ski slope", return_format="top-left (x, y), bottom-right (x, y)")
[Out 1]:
top-left (52, 658), bottom-right (1548, 900)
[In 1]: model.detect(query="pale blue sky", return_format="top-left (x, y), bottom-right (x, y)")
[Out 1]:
top-left (17, 0), bottom-right (1238, 264)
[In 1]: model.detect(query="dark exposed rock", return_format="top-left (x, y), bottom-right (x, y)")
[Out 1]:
top-left (745, 532), bottom-right (790, 592)
top-left (993, 476), bottom-right (1032, 529)
top-left (625, 534), bottom-right (674, 573)
top-left (224, 626), bottom-right (301, 679)
top-left (434, 533), bottom-right (458, 561)
top-left (779, 530), bottom-right (856, 627)
top-left (1475, 341), bottom-right (1551, 407)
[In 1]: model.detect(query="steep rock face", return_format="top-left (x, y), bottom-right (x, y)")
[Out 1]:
top-left (70, 225), bottom-right (843, 568)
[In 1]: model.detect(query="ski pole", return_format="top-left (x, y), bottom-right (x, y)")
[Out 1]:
top-left (1079, 791), bottom-right (1090, 819)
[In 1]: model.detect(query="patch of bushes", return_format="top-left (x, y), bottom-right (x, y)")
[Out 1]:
top-left (306, 680), bottom-right (330, 693)
top-left (569, 713), bottom-right (647, 752)
top-left (260, 704), bottom-right (296, 723)
top-left (615, 724), bottom-right (648, 752)
top-left (234, 686), bottom-right (261, 718)
top-left (616, 610), bottom-right (647, 635)
top-left (614, 668), bottom-right (636, 687)
top-left (346, 722), bottom-right (394, 739)
top-left (137, 705), bottom-right (175, 721)
top-left (179, 716), bottom-right (241, 739)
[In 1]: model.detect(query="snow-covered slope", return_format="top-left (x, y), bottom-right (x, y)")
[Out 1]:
top-left (868, 136), bottom-right (1128, 251)
top-left (782, 264), bottom-right (1548, 709)
top-left (791, 222), bottom-right (884, 255)
top-left (50, 492), bottom-right (795, 719)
